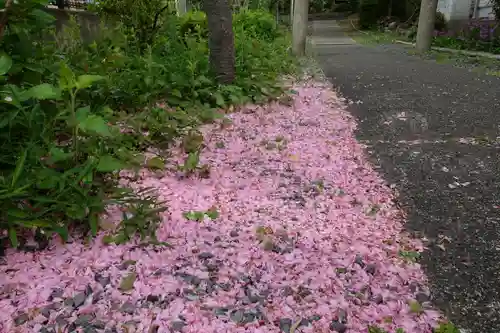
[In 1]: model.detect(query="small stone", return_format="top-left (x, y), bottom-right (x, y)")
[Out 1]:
top-left (282, 286), bottom-right (294, 296)
top-left (214, 236), bottom-right (222, 242)
top-left (85, 284), bottom-right (93, 296)
top-left (279, 318), bottom-right (292, 333)
top-left (242, 312), bottom-right (256, 323)
top-left (371, 294), bottom-right (384, 304)
top-left (337, 309), bottom-right (348, 323)
top-left (120, 301), bottom-right (136, 314)
top-left (41, 304), bottom-right (56, 318)
top-left (365, 264), bottom-right (376, 275)
top-left (14, 313), bottom-right (29, 326)
top-left (198, 252), bottom-right (214, 260)
top-left (310, 314), bottom-right (321, 321)
top-left (63, 298), bottom-right (74, 307)
top-left (297, 285), bottom-right (311, 298)
top-left (171, 320), bottom-right (186, 332)
top-left (93, 321), bottom-right (106, 329)
top-left (230, 230), bottom-right (239, 237)
top-left (55, 315), bottom-right (68, 326)
top-left (329, 320), bottom-right (347, 333)
top-left (205, 263), bottom-right (219, 272)
top-left (146, 295), bottom-right (160, 303)
top-left (214, 307), bottom-right (229, 316)
top-left (178, 273), bottom-right (201, 286)
top-left (74, 314), bottom-right (94, 327)
top-left (409, 281), bottom-right (420, 292)
top-left (39, 327), bottom-right (53, 333)
top-left (49, 288), bottom-right (64, 301)
top-left (148, 324), bottom-right (160, 333)
top-left (230, 309), bottom-right (245, 323)
top-left (92, 291), bottom-right (103, 304)
top-left (72, 292), bottom-right (87, 308)
top-left (94, 273), bottom-right (111, 288)
top-left (218, 283), bottom-right (231, 291)
top-left (354, 255), bottom-right (365, 268)
top-left (118, 260), bottom-right (137, 270)
top-left (416, 292), bottom-right (430, 303)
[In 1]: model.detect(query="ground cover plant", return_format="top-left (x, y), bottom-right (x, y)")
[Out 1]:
top-left (0, 0), bottom-right (295, 251)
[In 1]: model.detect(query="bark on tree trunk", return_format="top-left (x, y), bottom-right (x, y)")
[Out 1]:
top-left (203, 0), bottom-right (236, 84)
top-left (415, 0), bottom-right (438, 52)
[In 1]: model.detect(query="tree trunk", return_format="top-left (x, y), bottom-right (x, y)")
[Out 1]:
top-left (203, 0), bottom-right (236, 84)
top-left (415, 0), bottom-right (438, 52)
top-left (292, 0), bottom-right (309, 56)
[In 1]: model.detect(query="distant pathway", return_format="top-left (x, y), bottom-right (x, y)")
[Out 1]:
top-left (311, 19), bottom-right (500, 333)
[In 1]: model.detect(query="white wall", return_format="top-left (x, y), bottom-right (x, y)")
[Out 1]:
top-left (439, 0), bottom-right (494, 21)
top-left (476, 0), bottom-right (494, 19)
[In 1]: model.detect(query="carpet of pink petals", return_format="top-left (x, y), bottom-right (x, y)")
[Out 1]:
top-left (0, 80), bottom-right (442, 333)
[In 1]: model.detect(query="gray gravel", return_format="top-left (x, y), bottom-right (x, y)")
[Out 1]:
top-left (313, 21), bottom-right (500, 333)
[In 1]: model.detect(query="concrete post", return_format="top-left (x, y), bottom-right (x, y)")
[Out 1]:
top-left (291, 0), bottom-right (309, 56)
top-left (415, 0), bottom-right (439, 52)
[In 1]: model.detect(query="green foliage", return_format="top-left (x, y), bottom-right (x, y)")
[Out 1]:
top-left (358, 0), bottom-right (380, 29)
top-left (434, 322), bottom-right (459, 333)
top-left (0, 3), bottom-right (295, 249)
top-left (233, 9), bottom-right (279, 41)
top-left (90, 0), bottom-right (174, 47)
top-left (434, 11), bottom-right (447, 31)
top-left (179, 10), bottom-right (208, 40)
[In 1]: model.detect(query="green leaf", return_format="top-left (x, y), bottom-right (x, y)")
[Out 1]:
top-left (183, 211), bottom-right (204, 222)
top-left (36, 169), bottom-right (60, 189)
top-left (49, 147), bottom-right (74, 163)
top-left (30, 9), bottom-right (56, 24)
top-left (408, 300), bottom-right (423, 314)
top-left (78, 112), bottom-right (112, 137)
top-left (8, 228), bottom-right (18, 248)
top-left (11, 149), bottom-right (27, 188)
top-left (59, 63), bottom-right (75, 90)
top-left (213, 92), bottom-right (225, 107)
top-left (66, 205), bottom-right (87, 220)
top-left (184, 151), bottom-right (200, 171)
top-left (119, 272), bottom-right (137, 291)
top-left (206, 208), bottom-right (219, 220)
top-left (0, 53), bottom-right (12, 75)
top-left (146, 157), bottom-right (165, 170)
top-left (76, 75), bottom-right (105, 89)
top-left (89, 214), bottom-right (98, 236)
top-left (96, 155), bottom-right (124, 172)
top-left (27, 83), bottom-right (60, 100)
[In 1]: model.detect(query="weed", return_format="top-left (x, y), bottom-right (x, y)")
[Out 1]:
top-left (183, 207), bottom-right (219, 222)
top-left (398, 250), bottom-right (421, 263)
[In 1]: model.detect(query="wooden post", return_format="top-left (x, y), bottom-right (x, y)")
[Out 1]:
top-left (290, 0), bottom-right (295, 27)
top-left (291, 0), bottom-right (308, 56)
top-left (415, 0), bottom-right (439, 53)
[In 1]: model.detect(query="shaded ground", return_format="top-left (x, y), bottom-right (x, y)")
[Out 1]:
top-left (311, 21), bottom-right (500, 333)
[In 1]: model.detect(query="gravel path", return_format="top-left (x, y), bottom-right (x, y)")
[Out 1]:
top-left (0, 80), bottom-right (441, 333)
top-left (312, 21), bottom-right (500, 333)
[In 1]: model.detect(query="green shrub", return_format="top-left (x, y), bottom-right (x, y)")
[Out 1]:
top-left (0, 1), bottom-right (295, 249)
top-left (434, 11), bottom-right (447, 31)
top-left (90, 0), bottom-right (174, 48)
top-left (178, 10), bottom-right (208, 40)
top-left (233, 9), bottom-right (279, 41)
top-left (358, 0), bottom-right (379, 29)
